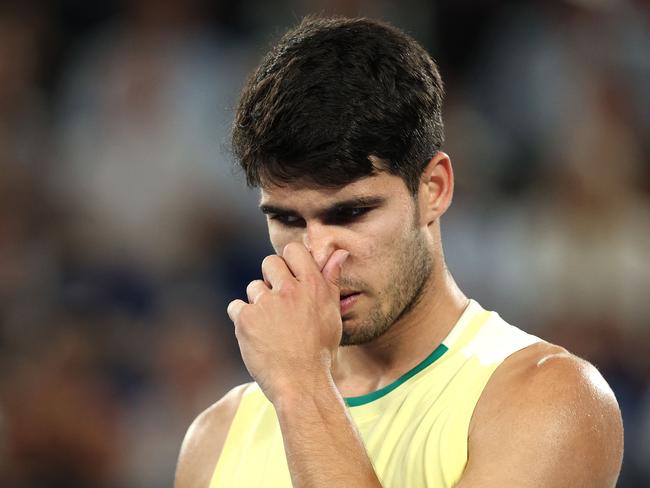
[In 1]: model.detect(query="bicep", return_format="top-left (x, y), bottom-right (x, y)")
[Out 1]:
top-left (175, 383), bottom-right (250, 488)
top-left (456, 352), bottom-right (623, 488)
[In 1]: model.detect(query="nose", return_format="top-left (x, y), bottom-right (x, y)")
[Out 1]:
top-left (302, 222), bottom-right (338, 271)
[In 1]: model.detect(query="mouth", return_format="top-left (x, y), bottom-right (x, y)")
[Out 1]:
top-left (339, 290), bottom-right (360, 299)
top-left (339, 291), bottom-right (361, 314)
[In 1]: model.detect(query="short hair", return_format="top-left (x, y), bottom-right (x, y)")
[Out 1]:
top-left (232, 16), bottom-right (445, 194)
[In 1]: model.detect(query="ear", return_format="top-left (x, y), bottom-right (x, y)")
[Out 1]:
top-left (417, 152), bottom-right (454, 226)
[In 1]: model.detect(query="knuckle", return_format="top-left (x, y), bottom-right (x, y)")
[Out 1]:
top-left (276, 279), bottom-right (296, 296)
top-left (283, 241), bottom-right (303, 257)
top-left (227, 299), bottom-right (239, 315)
top-left (237, 305), bottom-right (253, 324)
top-left (246, 280), bottom-right (262, 295)
top-left (255, 292), bottom-right (270, 307)
top-left (261, 254), bottom-right (281, 269)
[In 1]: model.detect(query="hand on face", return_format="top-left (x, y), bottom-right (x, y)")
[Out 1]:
top-left (227, 242), bottom-right (350, 404)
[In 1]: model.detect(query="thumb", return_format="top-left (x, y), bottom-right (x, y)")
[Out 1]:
top-left (321, 249), bottom-right (350, 287)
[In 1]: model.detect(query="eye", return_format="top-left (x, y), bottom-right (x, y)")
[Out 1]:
top-left (269, 214), bottom-right (305, 227)
top-left (344, 207), bottom-right (370, 218)
top-left (327, 206), bottom-right (373, 225)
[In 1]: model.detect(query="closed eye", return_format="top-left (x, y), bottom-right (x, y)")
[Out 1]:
top-left (260, 197), bottom-right (384, 228)
top-left (324, 206), bottom-right (374, 225)
top-left (268, 213), bottom-right (306, 228)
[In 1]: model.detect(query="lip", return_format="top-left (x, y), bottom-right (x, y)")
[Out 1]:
top-left (339, 292), bottom-right (361, 315)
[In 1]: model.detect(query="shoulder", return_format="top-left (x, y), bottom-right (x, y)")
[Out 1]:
top-left (473, 342), bottom-right (621, 421)
top-left (174, 382), bottom-right (251, 488)
top-left (461, 342), bottom-right (623, 487)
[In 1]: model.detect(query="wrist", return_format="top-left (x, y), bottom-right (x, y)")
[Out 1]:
top-left (273, 370), bottom-right (341, 417)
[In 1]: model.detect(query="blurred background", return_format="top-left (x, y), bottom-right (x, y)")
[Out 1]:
top-left (0, 0), bottom-right (647, 486)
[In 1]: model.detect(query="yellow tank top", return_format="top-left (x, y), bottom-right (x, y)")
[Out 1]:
top-left (210, 300), bottom-right (541, 487)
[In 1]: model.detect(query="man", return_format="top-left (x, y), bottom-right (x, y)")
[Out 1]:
top-left (175, 16), bottom-right (623, 488)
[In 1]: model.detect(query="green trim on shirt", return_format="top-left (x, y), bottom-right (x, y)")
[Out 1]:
top-left (344, 343), bottom-right (449, 407)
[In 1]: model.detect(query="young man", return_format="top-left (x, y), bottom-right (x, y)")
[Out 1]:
top-left (175, 16), bottom-right (623, 488)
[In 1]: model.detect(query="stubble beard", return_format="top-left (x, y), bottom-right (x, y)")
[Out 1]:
top-left (340, 224), bottom-right (434, 346)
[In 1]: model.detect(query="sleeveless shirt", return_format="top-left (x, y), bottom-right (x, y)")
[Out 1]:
top-left (210, 300), bottom-right (541, 487)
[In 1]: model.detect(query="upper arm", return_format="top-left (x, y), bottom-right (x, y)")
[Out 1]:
top-left (457, 345), bottom-right (623, 488)
top-left (174, 383), bottom-right (250, 488)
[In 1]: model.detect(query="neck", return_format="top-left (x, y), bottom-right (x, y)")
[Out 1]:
top-left (331, 256), bottom-right (468, 397)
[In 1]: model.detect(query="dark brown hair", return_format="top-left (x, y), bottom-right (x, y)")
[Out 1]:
top-left (232, 16), bottom-right (445, 194)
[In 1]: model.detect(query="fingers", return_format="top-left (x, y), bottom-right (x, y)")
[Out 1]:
top-left (227, 299), bottom-right (247, 322)
top-left (261, 254), bottom-right (293, 288)
top-left (321, 249), bottom-right (350, 287)
top-left (246, 280), bottom-right (269, 304)
top-left (282, 242), bottom-right (320, 281)
top-left (257, 244), bottom-right (350, 292)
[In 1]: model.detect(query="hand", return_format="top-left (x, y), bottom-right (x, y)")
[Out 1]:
top-left (227, 242), bottom-right (350, 404)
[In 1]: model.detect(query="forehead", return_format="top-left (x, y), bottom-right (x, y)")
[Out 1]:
top-left (259, 172), bottom-right (410, 210)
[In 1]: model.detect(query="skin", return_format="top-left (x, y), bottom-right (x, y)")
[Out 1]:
top-left (175, 152), bottom-right (623, 487)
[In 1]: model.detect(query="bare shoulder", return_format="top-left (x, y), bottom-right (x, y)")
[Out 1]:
top-left (460, 342), bottom-right (624, 488)
top-left (174, 382), bottom-right (251, 488)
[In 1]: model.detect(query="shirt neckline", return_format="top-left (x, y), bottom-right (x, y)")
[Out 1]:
top-left (342, 299), bottom-right (481, 408)
top-left (343, 342), bottom-right (449, 407)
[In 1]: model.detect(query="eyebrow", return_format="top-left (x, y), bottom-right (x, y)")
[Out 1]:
top-left (259, 196), bottom-right (386, 218)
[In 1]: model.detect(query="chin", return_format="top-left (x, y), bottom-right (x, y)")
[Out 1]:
top-left (340, 321), bottom-right (362, 346)
top-left (340, 323), bottom-right (380, 347)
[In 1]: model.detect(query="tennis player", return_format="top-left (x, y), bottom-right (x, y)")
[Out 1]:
top-left (175, 16), bottom-right (623, 488)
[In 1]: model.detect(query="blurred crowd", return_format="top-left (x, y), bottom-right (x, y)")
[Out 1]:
top-left (0, 0), bottom-right (647, 486)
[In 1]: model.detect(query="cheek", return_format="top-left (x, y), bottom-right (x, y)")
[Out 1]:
top-left (368, 214), bottom-right (412, 253)
top-left (267, 225), bottom-right (300, 254)
top-left (352, 218), bottom-right (411, 268)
